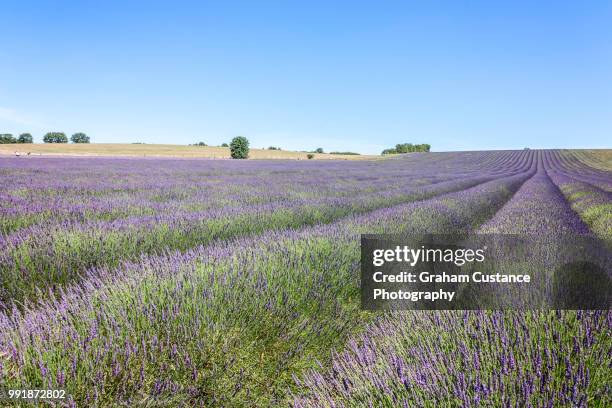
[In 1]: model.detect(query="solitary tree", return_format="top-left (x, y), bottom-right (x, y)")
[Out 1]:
top-left (221, 143), bottom-right (229, 147)
top-left (17, 133), bottom-right (33, 143)
top-left (230, 136), bottom-right (249, 159)
top-left (315, 147), bottom-right (324, 153)
top-left (71, 132), bottom-right (90, 143)
top-left (0, 134), bottom-right (16, 144)
top-left (43, 132), bottom-right (68, 143)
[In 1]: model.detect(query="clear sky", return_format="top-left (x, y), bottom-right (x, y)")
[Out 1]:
top-left (1, 1), bottom-right (611, 153)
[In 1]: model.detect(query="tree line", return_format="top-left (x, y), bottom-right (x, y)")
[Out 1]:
top-left (382, 143), bottom-right (431, 155)
top-left (0, 133), bottom-right (33, 144)
top-left (0, 132), bottom-right (90, 144)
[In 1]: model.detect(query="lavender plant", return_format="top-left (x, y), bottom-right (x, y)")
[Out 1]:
top-left (0, 149), bottom-right (609, 406)
top-left (0, 160), bottom-right (532, 405)
top-left (293, 151), bottom-right (611, 407)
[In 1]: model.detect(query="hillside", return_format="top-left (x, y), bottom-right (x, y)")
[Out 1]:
top-left (0, 143), bottom-right (376, 160)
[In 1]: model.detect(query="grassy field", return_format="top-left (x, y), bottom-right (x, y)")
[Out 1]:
top-left (581, 149), bottom-right (612, 170)
top-left (0, 143), bottom-right (377, 160)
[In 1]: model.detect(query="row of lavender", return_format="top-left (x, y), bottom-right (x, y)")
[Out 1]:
top-left (0, 150), bottom-right (608, 406)
top-left (294, 150), bottom-right (611, 407)
top-left (0, 151), bottom-right (537, 405)
top-left (0, 151), bottom-right (533, 307)
top-left (1, 151), bottom-right (524, 234)
top-left (544, 150), bottom-right (611, 243)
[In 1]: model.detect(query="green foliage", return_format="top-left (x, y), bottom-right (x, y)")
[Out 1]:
top-left (268, 146), bottom-right (281, 150)
top-left (43, 132), bottom-right (68, 143)
top-left (307, 153), bottom-right (315, 159)
top-left (382, 143), bottom-right (431, 154)
top-left (194, 141), bottom-right (207, 146)
top-left (0, 134), bottom-right (16, 144)
top-left (221, 143), bottom-right (229, 147)
top-left (315, 147), bottom-right (324, 153)
top-left (559, 182), bottom-right (612, 243)
top-left (70, 132), bottom-right (90, 143)
top-left (17, 133), bottom-right (33, 143)
top-left (230, 136), bottom-right (249, 159)
top-left (330, 151), bottom-right (360, 155)
top-left (381, 148), bottom-right (397, 155)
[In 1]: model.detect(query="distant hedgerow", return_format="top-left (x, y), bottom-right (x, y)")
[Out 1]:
top-left (382, 143), bottom-right (431, 155)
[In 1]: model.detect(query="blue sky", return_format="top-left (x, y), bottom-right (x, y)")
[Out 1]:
top-left (1, 1), bottom-right (611, 153)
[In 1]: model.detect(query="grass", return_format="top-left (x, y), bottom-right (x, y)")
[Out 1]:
top-left (557, 182), bottom-right (612, 243)
top-left (573, 149), bottom-right (612, 171)
top-left (0, 143), bottom-right (377, 160)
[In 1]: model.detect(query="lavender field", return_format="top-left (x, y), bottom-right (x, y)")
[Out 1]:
top-left (0, 150), bottom-right (610, 406)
